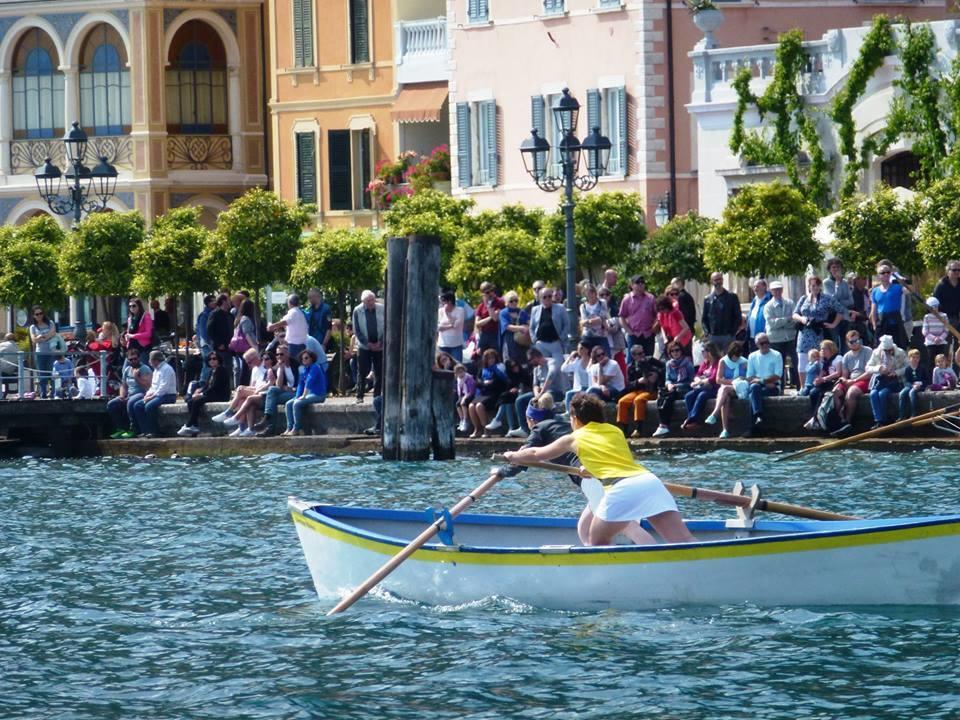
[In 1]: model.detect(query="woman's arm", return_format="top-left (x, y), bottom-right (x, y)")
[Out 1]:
top-left (503, 434), bottom-right (577, 465)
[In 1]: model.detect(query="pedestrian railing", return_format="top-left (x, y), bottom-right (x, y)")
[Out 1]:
top-left (0, 349), bottom-right (110, 398)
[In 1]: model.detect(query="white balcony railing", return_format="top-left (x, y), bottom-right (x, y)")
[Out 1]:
top-left (395, 17), bottom-right (448, 84)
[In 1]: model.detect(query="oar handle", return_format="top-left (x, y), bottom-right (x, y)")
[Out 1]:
top-left (326, 470), bottom-right (503, 616)
top-left (497, 456), bottom-right (858, 521)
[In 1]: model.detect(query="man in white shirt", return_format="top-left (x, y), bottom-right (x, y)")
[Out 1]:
top-left (586, 345), bottom-right (625, 402)
top-left (130, 350), bottom-right (178, 437)
top-left (267, 294), bottom-right (308, 365)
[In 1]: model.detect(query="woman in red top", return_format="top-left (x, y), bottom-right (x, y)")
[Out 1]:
top-left (680, 342), bottom-right (721, 430)
top-left (656, 294), bottom-right (693, 356)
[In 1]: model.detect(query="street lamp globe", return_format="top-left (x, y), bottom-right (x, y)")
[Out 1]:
top-left (552, 88), bottom-right (580, 135)
top-left (654, 196), bottom-right (670, 228)
top-left (64, 121), bottom-right (89, 165)
top-left (34, 158), bottom-right (62, 199)
top-left (91, 156), bottom-right (119, 205)
top-left (520, 128), bottom-right (551, 181)
top-left (580, 126), bottom-right (612, 179)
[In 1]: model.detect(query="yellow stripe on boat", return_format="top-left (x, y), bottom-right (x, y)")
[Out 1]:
top-left (291, 509), bottom-right (960, 567)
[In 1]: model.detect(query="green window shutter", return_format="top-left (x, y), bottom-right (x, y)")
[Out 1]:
top-left (293, 0), bottom-right (304, 67)
top-left (359, 128), bottom-right (372, 209)
top-left (296, 132), bottom-right (317, 204)
top-left (617, 86), bottom-right (627, 175)
top-left (456, 102), bottom-right (472, 188)
top-left (328, 129), bottom-right (352, 210)
top-left (586, 88), bottom-right (600, 136)
top-left (350, 0), bottom-right (370, 64)
top-left (293, 0), bottom-right (314, 67)
top-left (481, 99), bottom-right (497, 186)
top-left (531, 95), bottom-right (545, 176)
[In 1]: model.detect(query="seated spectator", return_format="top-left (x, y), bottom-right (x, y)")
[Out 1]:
top-left (922, 297), bottom-right (950, 368)
top-left (436, 352), bottom-right (456, 372)
top-left (177, 353), bottom-right (231, 437)
top-left (227, 352), bottom-right (278, 436)
top-left (704, 341), bottom-right (748, 439)
top-left (283, 349), bottom-right (327, 436)
top-left (254, 345), bottom-right (297, 437)
top-left (107, 348), bottom-right (152, 438)
top-left (211, 348), bottom-right (266, 429)
top-left (511, 348), bottom-right (567, 437)
top-left (803, 340), bottom-right (842, 431)
top-left (898, 349), bottom-right (927, 421)
top-left (0, 332), bottom-right (18, 398)
top-left (653, 341), bottom-right (696, 437)
top-left (930, 352), bottom-right (957, 391)
top-left (52, 354), bottom-right (76, 399)
top-left (585, 345), bottom-right (625, 403)
top-left (561, 342), bottom-right (592, 414)
top-left (681, 342), bottom-right (722, 430)
top-left (745, 332), bottom-right (783, 434)
top-left (798, 349), bottom-right (820, 397)
top-left (866, 335), bottom-right (907, 429)
top-left (468, 349), bottom-right (509, 438)
top-left (130, 350), bottom-right (177, 438)
top-left (455, 363), bottom-right (477, 435)
top-left (485, 358), bottom-right (530, 437)
top-left (830, 330), bottom-right (873, 436)
top-left (617, 344), bottom-right (664, 438)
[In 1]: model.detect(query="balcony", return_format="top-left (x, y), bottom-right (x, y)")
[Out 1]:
top-left (394, 17), bottom-right (448, 85)
top-left (10, 136), bottom-right (133, 176)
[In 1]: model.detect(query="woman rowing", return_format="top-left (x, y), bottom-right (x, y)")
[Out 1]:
top-left (504, 393), bottom-right (695, 546)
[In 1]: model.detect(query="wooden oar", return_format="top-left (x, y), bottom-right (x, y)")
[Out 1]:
top-left (499, 456), bottom-right (857, 521)
top-left (326, 470), bottom-right (503, 616)
top-left (776, 403), bottom-right (960, 462)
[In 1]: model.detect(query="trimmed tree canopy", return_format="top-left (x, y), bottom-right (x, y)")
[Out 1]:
top-left (447, 228), bottom-right (551, 295)
top-left (383, 189), bottom-right (474, 279)
top-left (632, 211), bottom-right (712, 291)
top-left (131, 206), bottom-right (216, 297)
top-left (830, 184), bottom-right (922, 276)
top-left (916, 176), bottom-right (960, 271)
top-left (289, 227), bottom-right (386, 296)
top-left (0, 238), bottom-right (65, 311)
top-left (704, 182), bottom-right (821, 277)
top-left (59, 211), bottom-right (145, 296)
top-left (16, 214), bottom-right (66, 247)
top-left (200, 189), bottom-right (311, 289)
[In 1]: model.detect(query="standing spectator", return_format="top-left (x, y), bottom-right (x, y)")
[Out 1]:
top-left (29, 306), bottom-right (57, 399)
top-left (523, 280), bottom-right (545, 314)
top-left (529, 286), bottom-right (568, 361)
top-left (870, 263), bottom-right (908, 349)
top-left (930, 352), bottom-right (957, 391)
top-left (600, 269), bottom-right (619, 317)
top-left (619, 275), bottom-right (657, 356)
top-left (617, 344), bottom-right (664, 438)
top-left (352, 290), bottom-right (384, 404)
top-left (282, 349), bottom-right (327, 436)
top-left (866, 335), bottom-right (907, 428)
top-left (599, 287), bottom-right (626, 371)
top-left (305, 288), bottom-right (332, 349)
top-left (671, 277), bottom-right (697, 334)
top-left (206, 294), bottom-right (233, 371)
top-left (267, 294), bottom-right (309, 369)
top-left (848, 273), bottom-right (873, 345)
top-left (794, 275), bottom-right (840, 380)
top-left (255, 345), bottom-right (297, 436)
top-left (803, 340), bottom-right (842, 431)
top-left (177, 352), bottom-right (230, 437)
top-left (130, 350), bottom-right (177, 438)
top-left (107, 347), bottom-right (152, 438)
top-left (745, 332), bottom-right (782, 434)
top-left (475, 282), bottom-right (504, 353)
top-left (704, 341), bottom-right (748, 439)
top-left (579, 283), bottom-right (610, 354)
top-left (680, 342), bottom-right (722, 430)
top-left (831, 330), bottom-right (873, 435)
top-left (922, 297), bottom-right (950, 368)
top-left (656, 294), bottom-right (693, 356)
top-left (438, 291), bottom-right (466, 362)
top-left (933, 260), bottom-right (960, 354)
top-left (561, 342), bottom-right (592, 413)
top-left (123, 299), bottom-right (154, 355)
top-left (652, 341), bottom-right (696, 437)
top-left (196, 295), bottom-right (215, 382)
top-left (230, 299), bottom-right (259, 387)
top-left (745, 278), bottom-right (772, 353)
top-left (824, 259), bottom-right (854, 353)
top-left (764, 281), bottom-right (798, 389)
top-left (585, 345), bottom-right (625, 403)
top-left (498, 291), bottom-right (530, 365)
top-left (151, 299), bottom-right (171, 337)
top-left (701, 273), bottom-right (742, 354)
top-left (898, 349), bottom-right (927, 421)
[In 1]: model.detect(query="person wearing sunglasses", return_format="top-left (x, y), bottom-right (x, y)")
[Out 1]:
top-left (255, 345), bottom-right (297, 436)
top-left (586, 346), bottom-right (625, 402)
top-left (869, 263), bottom-right (907, 350)
top-left (122, 298), bottom-right (154, 355)
top-left (28, 306), bottom-right (58, 399)
top-left (933, 261), bottom-right (960, 352)
top-left (745, 332), bottom-right (782, 434)
top-left (177, 352), bottom-right (231, 437)
top-left (283, 349), bottom-right (327, 436)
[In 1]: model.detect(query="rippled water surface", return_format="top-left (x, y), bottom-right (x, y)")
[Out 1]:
top-left (3, 449), bottom-right (960, 719)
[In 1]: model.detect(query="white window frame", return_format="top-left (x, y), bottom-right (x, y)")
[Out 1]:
top-left (601, 87), bottom-right (623, 176)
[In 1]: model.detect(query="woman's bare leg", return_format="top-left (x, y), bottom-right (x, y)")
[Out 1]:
top-left (719, 392), bottom-right (731, 432)
top-left (622, 521), bottom-right (657, 545)
top-left (647, 510), bottom-right (695, 543)
top-left (587, 516), bottom-right (633, 546)
top-left (577, 506), bottom-right (593, 545)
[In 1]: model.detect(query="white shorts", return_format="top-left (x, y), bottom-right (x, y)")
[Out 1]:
top-left (594, 471), bottom-right (678, 522)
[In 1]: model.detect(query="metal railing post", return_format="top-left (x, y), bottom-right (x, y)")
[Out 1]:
top-left (17, 351), bottom-right (24, 399)
top-left (99, 350), bottom-right (107, 397)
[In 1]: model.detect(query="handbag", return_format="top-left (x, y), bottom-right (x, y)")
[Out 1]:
top-left (228, 324), bottom-right (252, 353)
top-left (513, 329), bottom-right (531, 347)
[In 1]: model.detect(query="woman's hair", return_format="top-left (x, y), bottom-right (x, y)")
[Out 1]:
top-left (440, 290), bottom-right (456, 304)
top-left (666, 340), bottom-right (683, 354)
top-left (582, 283), bottom-right (596, 295)
top-left (128, 299), bottom-right (144, 316)
top-left (207, 352), bottom-right (219, 363)
top-left (482, 348), bottom-right (500, 364)
top-left (820, 339), bottom-right (838, 355)
top-left (703, 341), bottom-right (721, 361)
top-left (726, 340), bottom-right (744, 358)
top-left (101, 321), bottom-right (119, 343)
top-left (655, 295), bottom-right (674, 313)
top-left (235, 299), bottom-right (256, 327)
top-left (570, 392), bottom-right (605, 425)
top-left (300, 349), bottom-right (318, 363)
top-left (435, 351), bottom-right (455, 369)
top-left (807, 275), bottom-right (822, 287)
top-left (503, 290), bottom-right (519, 303)
top-left (935, 352), bottom-right (946, 365)
top-left (907, 348), bottom-right (921, 359)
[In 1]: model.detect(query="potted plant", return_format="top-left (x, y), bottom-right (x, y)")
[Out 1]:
top-left (687, 0), bottom-right (723, 48)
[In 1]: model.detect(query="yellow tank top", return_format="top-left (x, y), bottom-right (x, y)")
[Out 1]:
top-left (572, 422), bottom-right (648, 483)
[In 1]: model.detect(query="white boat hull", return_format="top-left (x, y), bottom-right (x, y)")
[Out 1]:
top-left (289, 500), bottom-right (960, 609)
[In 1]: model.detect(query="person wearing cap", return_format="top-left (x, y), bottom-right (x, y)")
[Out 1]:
top-left (702, 272), bottom-right (743, 355)
top-left (922, 296), bottom-right (950, 368)
top-left (745, 278), bottom-right (772, 353)
top-left (619, 275), bottom-right (657, 357)
top-left (763, 280), bottom-right (798, 389)
top-left (865, 335), bottom-right (907, 428)
top-left (824, 259), bottom-right (854, 353)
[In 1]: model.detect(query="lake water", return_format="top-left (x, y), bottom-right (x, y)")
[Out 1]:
top-left (2, 449), bottom-right (960, 719)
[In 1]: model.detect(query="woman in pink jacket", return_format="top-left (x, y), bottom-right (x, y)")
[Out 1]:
top-left (124, 298), bottom-right (154, 354)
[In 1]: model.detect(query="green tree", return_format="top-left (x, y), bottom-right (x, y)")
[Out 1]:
top-left (131, 206), bottom-right (216, 297)
top-left (16, 214), bottom-right (66, 247)
top-left (631, 211), bottom-right (712, 291)
top-left (199, 188), bottom-right (312, 289)
top-left (447, 228), bottom-right (551, 295)
top-left (704, 182), bottom-right (821, 277)
top-left (383, 189), bottom-right (474, 279)
top-left (542, 191), bottom-right (646, 278)
top-left (0, 238), bottom-right (65, 311)
top-left (59, 210), bottom-right (145, 296)
top-left (830, 184), bottom-right (922, 276)
top-left (916, 176), bottom-right (960, 271)
top-left (464, 203), bottom-right (546, 239)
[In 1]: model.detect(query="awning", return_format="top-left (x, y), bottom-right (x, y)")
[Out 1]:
top-left (391, 82), bottom-right (448, 123)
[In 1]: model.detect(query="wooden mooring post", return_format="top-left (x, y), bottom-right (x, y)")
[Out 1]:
top-left (382, 234), bottom-right (456, 461)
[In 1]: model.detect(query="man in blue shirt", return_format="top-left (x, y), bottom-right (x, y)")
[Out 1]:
top-left (196, 294), bottom-right (215, 382)
top-left (745, 332), bottom-right (783, 434)
top-left (746, 278), bottom-right (772, 352)
top-left (305, 287), bottom-right (332, 349)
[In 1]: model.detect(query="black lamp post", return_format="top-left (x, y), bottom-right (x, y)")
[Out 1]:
top-left (520, 88), bottom-right (611, 349)
top-left (34, 121), bottom-right (118, 228)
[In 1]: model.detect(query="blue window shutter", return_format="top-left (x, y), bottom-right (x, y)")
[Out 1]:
top-left (543, 0), bottom-right (564, 14)
top-left (482, 100), bottom-right (497, 186)
top-left (468, 0), bottom-right (488, 22)
top-left (531, 95), bottom-right (545, 176)
top-left (456, 102), bottom-right (472, 187)
top-left (586, 88), bottom-right (600, 136)
top-left (617, 86), bottom-right (627, 175)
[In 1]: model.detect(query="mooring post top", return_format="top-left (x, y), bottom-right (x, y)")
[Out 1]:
top-left (406, 234), bottom-right (442, 246)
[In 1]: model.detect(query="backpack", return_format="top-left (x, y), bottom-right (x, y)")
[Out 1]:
top-left (815, 391), bottom-right (841, 432)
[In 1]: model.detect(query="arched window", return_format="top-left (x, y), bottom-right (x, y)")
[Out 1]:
top-left (880, 151), bottom-right (920, 190)
top-left (12, 29), bottom-right (64, 139)
top-left (165, 21), bottom-right (228, 134)
top-left (79, 24), bottom-right (131, 136)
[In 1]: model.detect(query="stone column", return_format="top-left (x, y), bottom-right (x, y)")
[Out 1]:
top-left (0, 70), bottom-right (11, 175)
top-left (63, 67), bottom-right (80, 131)
top-left (228, 65), bottom-right (244, 171)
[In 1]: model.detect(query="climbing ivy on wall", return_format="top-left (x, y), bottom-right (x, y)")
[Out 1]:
top-left (729, 30), bottom-right (830, 208)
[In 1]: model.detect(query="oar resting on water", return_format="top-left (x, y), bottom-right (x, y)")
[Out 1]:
top-left (496, 455), bottom-right (857, 521)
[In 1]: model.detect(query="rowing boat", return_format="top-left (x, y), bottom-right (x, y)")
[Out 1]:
top-left (288, 498), bottom-right (960, 609)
